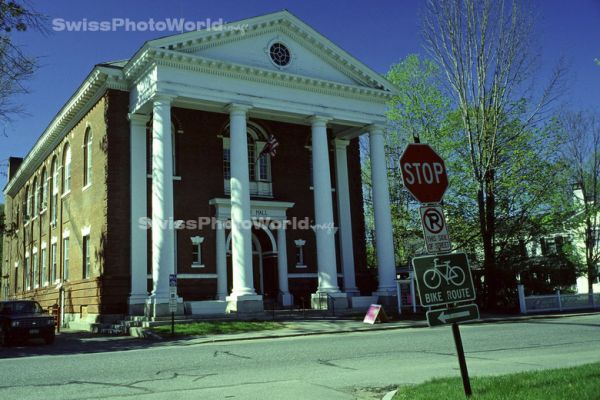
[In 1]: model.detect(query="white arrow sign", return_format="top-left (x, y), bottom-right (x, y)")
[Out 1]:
top-left (437, 309), bottom-right (471, 323)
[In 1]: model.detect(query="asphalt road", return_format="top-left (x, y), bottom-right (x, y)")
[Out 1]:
top-left (1, 314), bottom-right (600, 400)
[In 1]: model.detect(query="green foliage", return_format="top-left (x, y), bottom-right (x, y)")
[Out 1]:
top-left (385, 55), bottom-right (450, 142)
top-left (362, 55), bottom-right (451, 267)
top-left (557, 110), bottom-right (600, 291)
top-left (367, 55), bottom-right (574, 306)
top-left (373, 55), bottom-right (570, 265)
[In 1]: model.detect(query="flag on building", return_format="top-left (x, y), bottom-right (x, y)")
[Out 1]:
top-left (260, 134), bottom-right (279, 157)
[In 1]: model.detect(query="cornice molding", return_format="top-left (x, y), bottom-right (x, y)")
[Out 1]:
top-left (134, 11), bottom-right (395, 92)
top-left (128, 48), bottom-right (393, 103)
top-left (4, 66), bottom-right (126, 197)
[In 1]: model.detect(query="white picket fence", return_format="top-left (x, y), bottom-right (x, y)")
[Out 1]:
top-left (518, 284), bottom-right (600, 314)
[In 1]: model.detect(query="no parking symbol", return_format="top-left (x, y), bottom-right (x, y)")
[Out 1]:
top-left (419, 205), bottom-right (451, 253)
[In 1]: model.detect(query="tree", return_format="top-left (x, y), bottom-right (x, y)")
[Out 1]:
top-left (0, 0), bottom-right (44, 133)
top-left (422, 0), bottom-right (565, 309)
top-left (559, 110), bottom-right (600, 299)
top-left (362, 55), bottom-right (451, 267)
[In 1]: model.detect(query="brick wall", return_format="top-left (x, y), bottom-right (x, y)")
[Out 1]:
top-left (3, 96), bottom-right (370, 313)
top-left (3, 94), bottom-right (110, 314)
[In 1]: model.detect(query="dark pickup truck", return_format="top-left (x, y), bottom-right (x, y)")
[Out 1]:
top-left (0, 300), bottom-right (56, 346)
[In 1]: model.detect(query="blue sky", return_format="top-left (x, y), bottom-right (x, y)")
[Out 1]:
top-left (1, 0), bottom-right (599, 202)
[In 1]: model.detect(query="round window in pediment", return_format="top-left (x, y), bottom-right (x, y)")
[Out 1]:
top-left (269, 42), bottom-right (291, 67)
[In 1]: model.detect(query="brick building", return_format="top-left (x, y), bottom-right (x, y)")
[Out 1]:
top-left (1, 11), bottom-right (398, 328)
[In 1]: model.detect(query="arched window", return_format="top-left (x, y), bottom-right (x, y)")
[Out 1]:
top-left (51, 157), bottom-right (58, 224)
top-left (40, 168), bottom-right (48, 211)
top-left (221, 123), bottom-right (273, 197)
top-left (32, 177), bottom-right (38, 216)
top-left (83, 127), bottom-right (92, 186)
top-left (25, 185), bottom-right (31, 220)
top-left (221, 125), bottom-right (270, 180)
top-left (62, 143), bottom-right (71, 194)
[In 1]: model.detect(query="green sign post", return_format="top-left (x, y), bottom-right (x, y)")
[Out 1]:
top-left (412, 253), bottom-right (476, 307)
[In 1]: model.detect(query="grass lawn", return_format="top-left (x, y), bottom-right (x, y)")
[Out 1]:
top-left (151, 321), bottom-right (286, 336)
top-left (393, 362), bottom-right (600, 399)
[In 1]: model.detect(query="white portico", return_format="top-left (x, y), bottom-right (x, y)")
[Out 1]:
top-left (125, 10), bottom-right (400, 316)
top-left (210, 198), bottom-right (295, 309)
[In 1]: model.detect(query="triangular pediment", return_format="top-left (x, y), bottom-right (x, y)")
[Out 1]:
top-left (143, 11), bottom-right (395, 92)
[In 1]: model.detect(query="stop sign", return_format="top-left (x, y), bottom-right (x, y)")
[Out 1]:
top-left (399, 143), bottom-right (448, 203)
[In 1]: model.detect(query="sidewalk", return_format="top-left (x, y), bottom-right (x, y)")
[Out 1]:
top-left (132, 310), bottom-right (600, 344)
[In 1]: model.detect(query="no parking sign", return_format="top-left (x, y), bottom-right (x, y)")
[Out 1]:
top-left (419, 205), bottom-right (451, 253)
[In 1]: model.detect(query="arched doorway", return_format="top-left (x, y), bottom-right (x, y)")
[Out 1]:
top-left (226, 226), bottom-right (278, 299)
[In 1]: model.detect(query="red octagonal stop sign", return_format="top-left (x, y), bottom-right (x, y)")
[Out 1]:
top-left (399, 143), bottom-right (448, 203)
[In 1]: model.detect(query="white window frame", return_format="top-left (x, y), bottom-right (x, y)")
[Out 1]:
top-left (41, 168), bottom-right (48, 212)
top-left (41, 243), bottom-right (48, 287)
top-left (191, 236), bottom-right (205, 268)
top-left (62, 232), bottom-right (70, 281)
top-left (83, 234), bottom-right (91, 279)
top-left (62, 144), bottom-right (72, 195)
top-left (32, 178), bottom-right (39, 219)
top-left (25, 185), bottom-right (32, 223)
top-left (51, 158), bottom-right (59, 225)
top-left (50, 241), bottom-right (58, 284)
top-left (32, 247), bottom-right (39, 288)
top-left (221, 124), bottom-right (273, 197)
top-left (24, 253), bottom-right (30, 291)
top-left (83, 127), bottom-right (93, 189)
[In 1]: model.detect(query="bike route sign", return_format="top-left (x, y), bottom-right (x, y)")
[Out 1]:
top-left (412, 252), bottom-right (476, 307)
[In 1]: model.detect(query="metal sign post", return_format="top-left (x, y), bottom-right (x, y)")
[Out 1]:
top-left (401, 142), bottom-right (476, 398)
top-left (169, 274), bottom-right (177, 336)
top-left (412, 253), bottom-right (477, 398)
top-left (452, 320), bottom-right (472, 397)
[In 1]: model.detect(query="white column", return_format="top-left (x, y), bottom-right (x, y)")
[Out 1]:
top-left (129, 113), bottom-right (149, 310)
top-left (228, 104), bottom-right (257, 298)
top-left (277, 224), bottom-right (293, 306)
top-left (311, 116), bottom-right (340, 293)
top-left (150, 94), bottom-right (175, 304)
top-left (369, 126), bottom-right (397, 295)
top-left (216, 220), bottom-right (227, 300)
top-left (334, 139), bottom-right (359, 295)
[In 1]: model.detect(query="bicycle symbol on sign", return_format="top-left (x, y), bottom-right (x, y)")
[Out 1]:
top-left (423, 258), bottom-right (466, 290)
